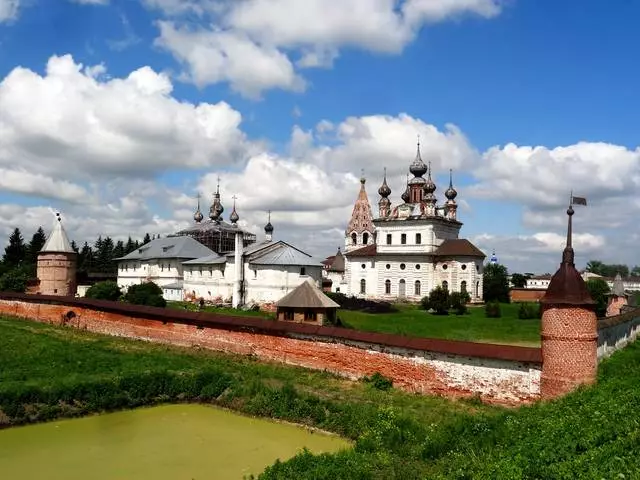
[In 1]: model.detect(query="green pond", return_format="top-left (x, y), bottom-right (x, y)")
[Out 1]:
top-left (0, 404), bottom-right (349, 479)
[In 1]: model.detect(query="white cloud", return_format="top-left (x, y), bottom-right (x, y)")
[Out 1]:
top-left (151, 0), bottom-right (504, 97)
top-left (0, 0), bottom-right (19, 22)
top-left (0, 54), bottom-right (250, 180)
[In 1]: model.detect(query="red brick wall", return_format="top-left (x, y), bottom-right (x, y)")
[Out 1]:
top-left (510, 288), bottom-right (546, 303)
top-left (0, 295), bottom-right (543, 405)
top-left (540, 304), bottom-right (597, 399)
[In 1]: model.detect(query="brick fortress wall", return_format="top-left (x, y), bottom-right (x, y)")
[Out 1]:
top-left (0, 293), bottom-right (541, 405)
top-left (597, 307), bottom-right (640, 360)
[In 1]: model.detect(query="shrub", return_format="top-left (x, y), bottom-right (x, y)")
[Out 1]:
top-left (485, 301), bottom-right (501, 318)
top-left (449, 292), bottom-right (469, 315)
top-left (426, 286), bottom-right (450, 315)
top-left (0, 269), bottom-right (28, 293)
top-left (517, 302), bottom-right (540, 320)
top-left (363, 372), bottom-right (393, 391)
top-left (85, 281), bottom-right (122, 301)
top-left (325, 292), bottom-right (397, 314)
top-left (123, 282), bottom-right (166, 307)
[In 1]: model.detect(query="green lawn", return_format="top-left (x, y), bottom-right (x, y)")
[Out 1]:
top-left (167, 300), bottom-right (274, 318)
top-left (339, 303), bottom-right (541, 347)
top-left (1, 315), bottom-right (639, 479)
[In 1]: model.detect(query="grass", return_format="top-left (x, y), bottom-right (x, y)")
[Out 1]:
top-left (167, 300), bottom-right (273, 318)
top-left (339, 303), bottom-right (541, 347)
top-left (1, 315), bottom-right (639, 479)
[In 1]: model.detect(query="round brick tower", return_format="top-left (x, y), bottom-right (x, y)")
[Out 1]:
top-left (539, 202), bottom-right (597, 399)
top-left (37, 213), bottom-right (77, 296)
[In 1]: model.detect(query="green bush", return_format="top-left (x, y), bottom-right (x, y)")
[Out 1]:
top-left (485, 301), bottom-right (501, 318)
top-left (449, 292), bottom-right (468, 315)
top-left (517, 302), bottom-right (540, 319)
top-left (0, 269), bottom-right (28, 293)
top-left (424, 286), bottom-right (450, 315)
top-left (123, 281), bottom-right (166, 307)
top-left (363, 372), bottom-right (393, 391)
top-left (85, 281), bottom-right (122, 301)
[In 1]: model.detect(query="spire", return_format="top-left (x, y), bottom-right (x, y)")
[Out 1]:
top-left (424, 160), bottom-right (436, 194)
top-left (611, 273), bottom-right (627, 297)
top-left (229, 195), bottom-right (239, 225)
top-left (265, 210), bottom-right (274, 240)
top-left (41, 212), bottom-right (75, 254)
top-left (346, 172), bottom-right (375, 240)
top-left (360, 168), bottom-right (366, 185)
top-left (541, 197), bottom-right (595, 306)
top-left (194, 192), bottom-right (204, 223)
top-left (445, 168), bottom-right (458, 200)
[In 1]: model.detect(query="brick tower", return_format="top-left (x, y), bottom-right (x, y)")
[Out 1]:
top-left (539, 200), bottom-right (596, 399)
top-left (37, 213), bottom-right (77, 296)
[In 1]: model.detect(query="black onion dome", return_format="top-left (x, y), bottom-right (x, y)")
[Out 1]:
top-left (265, 221), bottom-right (274, 234)
top-left (194, 209), bottom-right (204, 223)
top-left (424, 161), bottom-right (437, 194)
top-left (409, 142), bottom-right (427, 177)
top-left (445, 169), bottom-right (457, 200)
top-left (378, 168), bottom-right (391, 197)
top-left (229, 205), bottom-right (239, 224)
top-left (401, 186), bottom-right (410, 203)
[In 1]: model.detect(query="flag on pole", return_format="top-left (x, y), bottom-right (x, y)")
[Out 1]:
top-left (571, 195), bottom-right (587, 206)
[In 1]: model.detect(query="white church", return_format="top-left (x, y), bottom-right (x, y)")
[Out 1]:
top-left (341, 142), bottom-right (486, 302)
top-left (116, 190), bottom-right (323, 306)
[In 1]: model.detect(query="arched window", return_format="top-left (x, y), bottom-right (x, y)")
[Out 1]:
top-left (351, 233), bottom-right (357, 245)
top-left (415, 233), bottom-right (421, 244)
top-left (475, 281), bottom-right (479, 297)
top-left (399, 279), bottom-right (406, 297)
top-left (385, 279), bottom-right (391, 294)
top-left (360, 279), bottom-right (366, 294)
top-left (461, 280), bottom-right (467, 294)
top-left (442, 280), bottom-right (449, 290)
top-left (363, 232), bottom-right (369, 244)
top-left (414, 280), bottom-right (421, 296)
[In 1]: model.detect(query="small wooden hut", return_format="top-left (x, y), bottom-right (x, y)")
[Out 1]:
top-left (276, 279), bottom-right (340, 326)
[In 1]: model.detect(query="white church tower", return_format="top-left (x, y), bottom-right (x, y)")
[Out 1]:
top-left (344, 171), bottom-right (375, 253)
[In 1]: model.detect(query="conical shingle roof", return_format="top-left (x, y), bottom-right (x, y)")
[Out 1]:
top-left (41, 216), bottom-right (74, 254)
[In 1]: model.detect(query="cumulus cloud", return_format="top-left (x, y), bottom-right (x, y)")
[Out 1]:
top-left (0, 54), bottom-right (250, 180)
top-left (150, 0), bottom-right (504, 97)
top-left (0, 0), bottom-right (19, 22)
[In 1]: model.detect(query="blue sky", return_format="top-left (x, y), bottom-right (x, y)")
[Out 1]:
top-left (0, 0), bottom-right (638, 273)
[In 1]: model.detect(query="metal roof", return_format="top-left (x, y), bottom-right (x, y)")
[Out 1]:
top-left (115, 236), bottom-right (214, 261)
top-left (434, 239), bottom-right (485, 258)
top-left (183, 253), bottom-right (227, 265)
top-left (250, 243), bottom-right (323, 267)
top-left (276, 279), bottom-right (340, 308)
top-left (41, 219), bottom-right (74, 254)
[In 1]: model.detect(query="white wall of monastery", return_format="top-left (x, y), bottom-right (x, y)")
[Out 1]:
top-left (117, 259), bottom-right (185, 290)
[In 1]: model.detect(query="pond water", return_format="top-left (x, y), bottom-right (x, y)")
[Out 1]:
top-left (0, 404), bottom-right (349, 479)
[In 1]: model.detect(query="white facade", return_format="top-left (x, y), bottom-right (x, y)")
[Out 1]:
top-left (117, 258), bottom-right (186, 291)
top-left (526, 272), bottom-right (640, 292)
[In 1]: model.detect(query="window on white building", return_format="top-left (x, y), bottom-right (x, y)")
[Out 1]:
top-left (401, 233), bottom-right (407, 245)
top-left (386, 234), bottom-right (392, 245)
top-left (400, 263), bottom-right (406, 270)
top-left (399, 279), bottom-right (406, 297)
top-left (461, 280), bottom-right (467, 294)
top-left (385, 279), bottom-right (391, 294)
top-left (300, 267), bottom-right (306, 276)
top-left (442, 280), bottom-right (449, 290)
top-left (360, 279), bottom-right (366, 294)
top-left (415, 233), bottom-right (421, 244)
top-left (415, 280), bottom-right (421, 296)
top-left (363, 232), bottom-right (369, 244)
top-left (361, 263), bottom-right (366, 269)
top-left (351, 233), bottom-right (357, 245)
top-left (461, 264), bottom-right (467, 270)
top-left (442, 264), bottom-right (448, 270)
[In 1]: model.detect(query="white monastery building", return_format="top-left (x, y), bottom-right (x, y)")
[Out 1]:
top-left (343, 142), bottom-right (486, 302)
top-left (116, 193), bottom-right (323, 305)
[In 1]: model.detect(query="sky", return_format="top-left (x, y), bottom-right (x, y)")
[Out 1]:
top-left (0, 0), bottom-right (639, 275)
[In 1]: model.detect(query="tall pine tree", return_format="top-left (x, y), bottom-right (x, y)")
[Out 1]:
top-left (142, 233), bottom-right (151, 244)
top-left (26, 227), bottom-right (47, 265)
top-left (3, 228), bottom-right (27, 268)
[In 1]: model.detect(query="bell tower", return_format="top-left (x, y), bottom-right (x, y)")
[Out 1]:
top-left (345, 171), bottom-right (375, 252)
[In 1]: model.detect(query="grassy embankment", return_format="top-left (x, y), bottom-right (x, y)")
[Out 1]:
top-left (2, 314), bottom-right (639, 479)
top-left (168, 300), bottom-right (541, 346)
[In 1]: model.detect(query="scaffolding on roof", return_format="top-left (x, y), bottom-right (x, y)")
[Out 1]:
top-left (172, 219), bottom-right (256, 254)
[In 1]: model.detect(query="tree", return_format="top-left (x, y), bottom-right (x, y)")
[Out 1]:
top-left (586, 260), bottom-right (630, 278)
top-left (142, 233), bottom-right (151, 245)
top-left (449, 291), bottom-right (469, 315)
top-left (510, 273), bottom-right (528, 288)
top-left (631, 266), bottom-right (640, 278)
top-left (70, 240), bottom-right (80, 253)
top-left (25, 227), bottom-right (47, 265)
top-left (124, 282), bottom-right (166, 307)
top-left (78, 242), bottom-right (93, 273)
top-left (125, 236), bottom-right (136, 255)
top-left (483, 263), bottom-right (510, 303)
top-left (586, 278), bottom-right (610, 318)
top-left (113, 240), bottom-right (125, 260)
top-left (0, 269), bottom-right (28, 293)
top-left (3, 228), bottom-right (27, 268)
top-left (85, 281), bottom-right (122, 301)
